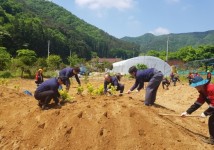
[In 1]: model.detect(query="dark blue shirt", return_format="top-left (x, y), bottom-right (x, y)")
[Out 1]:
top-left (59, 67), bottom-right (80, 85)
top-left (35, 77), bottom-right (60, 97)
top-left (130, 68), bottom-right (155, 91)
top-left (104, 76), bottom-right (119, 92)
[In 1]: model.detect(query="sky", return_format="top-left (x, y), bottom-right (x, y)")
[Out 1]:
top-left (50, 0), bottom-right (214, 38)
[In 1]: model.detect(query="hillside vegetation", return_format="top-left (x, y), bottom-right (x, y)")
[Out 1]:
top-left (121, 31), bottom-right (214, 53)
top-left (0, 0), bottom-right (139, 61)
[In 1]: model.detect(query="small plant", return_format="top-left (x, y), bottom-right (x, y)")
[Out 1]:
top-left (108, 84), bottom-right (117, 95)
top-left (86, 83), bottom-right (94, 95)
top-left (59, 89), bottom-right (74, 102)
top-left (93, 85), bottom-right (104, 95)
top-left (14, 84), bottom-right (20, 91)
top-left (0, 78), bottom-right (9, 86)
top-left (77, 85), bottom-right (84, 95)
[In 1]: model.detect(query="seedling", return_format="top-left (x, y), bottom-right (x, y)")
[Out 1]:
top-left (77, 85), bottom-right (84, 95)
top-left (59, 89), bottom-right (74, 102)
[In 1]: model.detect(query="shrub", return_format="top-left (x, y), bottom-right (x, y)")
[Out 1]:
top-left (0, 71), bottom-right (12, 78)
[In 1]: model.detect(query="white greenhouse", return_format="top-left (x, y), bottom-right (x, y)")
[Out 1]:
top-left (112, 56), bottom-right (171, 76)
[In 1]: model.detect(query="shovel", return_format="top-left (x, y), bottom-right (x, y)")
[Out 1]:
top-left (158, 113), bottom-right (201, 117)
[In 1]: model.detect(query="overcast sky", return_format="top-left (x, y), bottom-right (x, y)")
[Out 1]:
top-left (50, 0), bottom-right (214, 38)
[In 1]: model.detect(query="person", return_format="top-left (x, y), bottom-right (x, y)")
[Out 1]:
top-left (194, 72), bottom-right (200, 77)
top-left (34, 76), bottom-right (68, 110)
top-left (162, 77), bottom-right (170, 90)
top-left (172, 73), bottom-right (180, 86)
top-left (35, 69), bottom-right (44, 87)
top-left (127, 66), bottom-right (163, 106)
top-left (207, 70), bottom-right (212, 83)
top-left (59, 67), bottom-right (81, 91)
top-left (170, 72), bottom-right (175, 83)
top-left (115, 73), bottom-right (122, 81)
top-left (187, 72), bottom-right (194, 85)
top-left (181, 76), bottom-right (214, 145)
top-left (104, 73), bottom-right (124, 95)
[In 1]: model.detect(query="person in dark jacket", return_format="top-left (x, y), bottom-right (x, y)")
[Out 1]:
top-left (59, 67), bottom-right (81, 91)
top-left (104, 73), bottom-right (124, 95)
top-left (127, 66), bottom-right (163, 106)
top-left (35, 69), bottom-right (44, 87)
top-left (34, 76), bottom-right (67, 110)
top-left (162, 77), bottom-right (170, 90)
top-left (181, 76), bottom-right (214, 145)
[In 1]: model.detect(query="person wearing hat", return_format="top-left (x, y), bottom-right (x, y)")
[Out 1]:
top-left (104, 73), bottom-right (124, 95)
top-left (207, 70), bottom-right (212, 83)
top-left (34, 76), bottom-right (67, 110)
top-left (59, 67), bottom-right (81, 91)
top-left (35, 69), bottom-right (44, 87)
top-left (181, 76), bottom-right (214, 145)
top-left (127, 66), bottom-right (163, 106)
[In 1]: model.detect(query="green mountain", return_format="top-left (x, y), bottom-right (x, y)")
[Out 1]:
top-left (121, 30), bottom-right (214, 53)
top-left (0, 0), bottom-right (139, 61)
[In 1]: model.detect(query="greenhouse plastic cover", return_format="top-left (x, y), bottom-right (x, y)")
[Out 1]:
top-left (112, 56), bottom-right (171, 76)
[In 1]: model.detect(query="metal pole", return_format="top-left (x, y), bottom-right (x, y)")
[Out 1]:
top-left (70, 49), bottom-right (71, 66)
top-left (48, 40), bottom-right (50, 58)
top-left (166, 36), bottom-right (169, 62)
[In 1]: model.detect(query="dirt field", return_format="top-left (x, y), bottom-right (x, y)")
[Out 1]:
top-left (0, 75), bottom-right (213, 150)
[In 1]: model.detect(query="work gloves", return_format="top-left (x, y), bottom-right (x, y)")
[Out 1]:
top-left (200, 112), bottom-right (207, 118)
top-left (180, 112), bottom-right (188, 117)
top-left (180, 111), bottom-right (207, 118)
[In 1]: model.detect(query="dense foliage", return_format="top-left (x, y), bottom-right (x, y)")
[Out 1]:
top-left (122, 31), bottom-right (214, 53)
top-left (143, 45), bottom-right (214, 62)
top-left (0, 0), bottom-right (140, 62)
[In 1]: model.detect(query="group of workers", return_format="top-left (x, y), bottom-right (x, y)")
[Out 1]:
top-left (33, 66), bottom-right (214, 145)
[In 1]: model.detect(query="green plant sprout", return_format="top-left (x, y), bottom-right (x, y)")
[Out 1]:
top-left (77, 85), bottom-right (84, 95)
top-left (86, 83), bottom-right (94, 95)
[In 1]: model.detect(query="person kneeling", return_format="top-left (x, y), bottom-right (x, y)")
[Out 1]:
top-left (34, 76), bottom-right (67, 110)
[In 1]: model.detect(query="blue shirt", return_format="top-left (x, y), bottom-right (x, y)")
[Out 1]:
top-left (59, 67), bottom-right (80, 85)
top-left (35, 77), bottom-right (60, 97)
top-left (104, 76), bottom-right (119, 92)
top-left (130, 68), bottom-right (155, 91)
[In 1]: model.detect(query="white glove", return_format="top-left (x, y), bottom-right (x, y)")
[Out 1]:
top-left (127, 90), bottom-right (131, 94)
top-left (107, 89), bottom-right (111, 92)
top-left (181, 112), bottom-right (188, 117)
top-left (200, 112), bottom-right (206, 118)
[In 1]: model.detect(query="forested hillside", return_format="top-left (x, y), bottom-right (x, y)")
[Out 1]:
top-left (0, 0), bottom-right (139, 61)
top-left (121, 31), bottom-right (214, 53)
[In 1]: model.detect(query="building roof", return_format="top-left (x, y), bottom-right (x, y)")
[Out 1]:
top-left (98, 58), bottom-right (123, 63)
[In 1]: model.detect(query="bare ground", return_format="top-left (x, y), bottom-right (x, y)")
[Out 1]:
top-left (0, 76), bottom-right (213, 150)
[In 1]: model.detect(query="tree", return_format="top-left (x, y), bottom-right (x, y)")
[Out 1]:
top-left (47, 54), bottom-right (62, 70)
top-left (16, 49), bottom-right (37, 77)
top-left (67, 53), bottom-right (85, 67)
top-left (0, 47), bottom-right (11, 70)
top-left (136, 64), bottom-right (148, 70)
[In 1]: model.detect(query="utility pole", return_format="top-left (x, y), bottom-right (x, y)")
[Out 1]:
top-left (48, 40), bottom-right (50, 58)
top-left (166, 36), bottom-right (169, 62)
top-left (133, 48), bottom-right (134, 58)
top-left (70, 49), bottom-right (71, 66)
